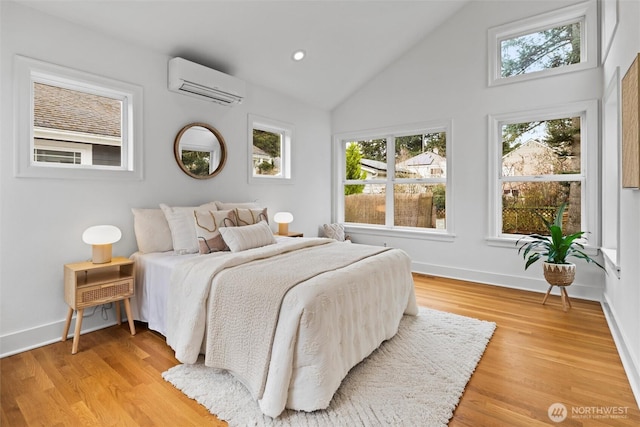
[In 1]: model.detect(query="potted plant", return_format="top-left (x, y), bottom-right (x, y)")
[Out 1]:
top-left (516, 203), bottom-right (604, 309)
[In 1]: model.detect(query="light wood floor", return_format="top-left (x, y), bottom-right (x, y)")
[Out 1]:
top-left (2, 275), bottom-right (638, 426)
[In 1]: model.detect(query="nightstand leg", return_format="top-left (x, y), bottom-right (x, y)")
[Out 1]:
top-left (115, 300), bottom-right (122, 325)
top-left (62, 307), bottom-right (73, 341)
top-left (123, 298), bottom-right (136, 336)
top-left (72, 308), bottom-right (84, 354)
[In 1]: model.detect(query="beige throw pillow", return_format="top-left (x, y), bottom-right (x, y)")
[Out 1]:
top-left (194, 209), bottom-right (236, 254)
top-left (232, 208), bottom-right (268, 226)
top-left (323, 223), bottom-right (346, 241)
top-left (219, 221), bottom-right (276, 252)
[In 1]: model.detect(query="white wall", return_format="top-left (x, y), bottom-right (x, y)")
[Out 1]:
top-left (332, 0), bottom-right (605, 298)
top-left (0, 1), bottom-right (332, 356)
top-left (332, 0), bottom-right (640, 404)
top-left (601, 0), bottom-right (640, 405)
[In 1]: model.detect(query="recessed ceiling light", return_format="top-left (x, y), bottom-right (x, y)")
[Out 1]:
top-left (292, 50), bottom-right (306, 61)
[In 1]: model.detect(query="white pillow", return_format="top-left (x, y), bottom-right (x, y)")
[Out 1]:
top-left (160, 202), bottom-right (218, 254)
top-left (215, 201), bottom-right (260, 210)
top-left (219, 221), bottom-right (276, 252)
top-left (131, 208), bottom-right (173, 253)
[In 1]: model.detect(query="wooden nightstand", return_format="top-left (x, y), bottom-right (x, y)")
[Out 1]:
top-left (276, 231), bottom-right (303, 237)
top-left (62, 256), bottom-right (136, 354)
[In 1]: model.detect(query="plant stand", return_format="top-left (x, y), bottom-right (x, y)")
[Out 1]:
top-left (541, 262), bottom-right (576, 312)
top-left (542, 284), bottom-right (572, 312)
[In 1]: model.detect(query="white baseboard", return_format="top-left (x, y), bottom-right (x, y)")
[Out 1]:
top-left (411, 261), bottom-right (603, 301)
top-left (0, 308), bottom-right (121, 358)
top-left (602, 295), bottom-right (640, 408)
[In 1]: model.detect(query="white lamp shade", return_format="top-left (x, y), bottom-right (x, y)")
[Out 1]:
top-left (82, 225), bottom-right (122, 245)
top-left (82, 225), bottom-right (121, 264)
top-left (273, 212), bottom-right (293, 236)
top-left (273, 212), bottom-right (293, 224)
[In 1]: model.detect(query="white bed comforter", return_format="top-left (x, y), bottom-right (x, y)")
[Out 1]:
top-left (166, 238), bottom-right (418, 418)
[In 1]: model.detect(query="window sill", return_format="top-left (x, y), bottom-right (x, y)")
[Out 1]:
top-left (15, 164), bottom-right (142, 181)
top-left (345, 224), bottom-right (455, 242)
top-left (248, 176), bottom-right (294, 185)
top-left (601, 247), bottom-right (621, 278)
top-left (485, 236), bottom-right (599, 257)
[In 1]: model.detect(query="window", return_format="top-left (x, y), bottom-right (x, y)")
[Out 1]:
top-left (335, 122), bottom-right (453, 238)
top-left (248, 114), bottom-right (293, 183)
top-left (15, 56), bottom-right (143, 180)
top-left (488, 101), bottom-right (599, 246)
top-left (488, 1), bottom-right (597, 86)
top-left (33, 140), bottom-right (91, 165)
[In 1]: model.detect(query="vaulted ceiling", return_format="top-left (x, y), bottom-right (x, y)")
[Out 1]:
top-left (15, 0), bottom-right (470, 110)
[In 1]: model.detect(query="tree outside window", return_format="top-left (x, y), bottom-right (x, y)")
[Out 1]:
top-left (344, 143), bottom-right (366, 195)
top-left (500, 116), bottom-right (582, 235)
top-left (252, 129), bottom-right (282, 176)
top-left (501, 22), bottom-right (581, 78)
top-left (248, 115), bottom-right (292, 183)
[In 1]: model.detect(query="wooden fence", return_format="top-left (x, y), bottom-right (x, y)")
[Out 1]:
top-left (345, 194), bottom-right (562, 235)
top-left (344, 193), bottom-right (434, 227)
top-left (502, 206), bottom-right (558, 234)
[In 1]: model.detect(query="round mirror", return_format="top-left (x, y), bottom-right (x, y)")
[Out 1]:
top-left (174, 122), bottom-right (227, 179)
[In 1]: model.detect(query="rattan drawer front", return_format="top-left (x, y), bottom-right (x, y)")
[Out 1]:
top-left (77, 279), bottom-right (134, 308)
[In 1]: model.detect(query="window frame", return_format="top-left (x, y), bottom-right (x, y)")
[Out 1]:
top-left (487, 100), bottom-right (599, 250)
top-left (14, 55), bottom-right (143, 180)
top-left (333, 120), bottom-right (455, 241)
top-left (247, 114), bottom-right (293, 184)
top-left (601, 69), bottom-right (621, 275)
top-left (487, 0), bottom-right (598, 87)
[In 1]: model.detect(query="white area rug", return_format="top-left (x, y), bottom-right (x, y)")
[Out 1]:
top-left (162, 307), bottom-right (496, 426)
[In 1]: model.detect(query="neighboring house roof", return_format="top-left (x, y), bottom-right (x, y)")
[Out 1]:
top-left (360, 158), bottom-right (387, 172)
top-left (503, 139), bottom-right (553, 157)
top-left (361, 158), bottom-right (413, 172)
top-left (397, 151), bottom-right (446, 167)
top-left (252, 145), bottom-right (270, 156)
top-left (394, 151), bottom-right (446, 179)
top-left (359, 158), bottom-right (413, 177)
top-left (502, 139), bottom-right (557, 176)
top-left (33, 82), bottom-right (121, 137)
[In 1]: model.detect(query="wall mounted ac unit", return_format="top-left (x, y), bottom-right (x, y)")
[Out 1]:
top-left (168, 57), bottom-right (245, 106)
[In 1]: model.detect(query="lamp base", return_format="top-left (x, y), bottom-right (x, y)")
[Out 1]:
top-left (92, 244), bottom-right (113, 264)
top-left (278, 223), bottom-right (289, 236)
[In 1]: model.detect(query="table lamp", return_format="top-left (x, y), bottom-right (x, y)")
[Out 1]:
top-left (273, 212), bottom-right (293, 235)
top-left (82, 225), bottom-right (122, 264)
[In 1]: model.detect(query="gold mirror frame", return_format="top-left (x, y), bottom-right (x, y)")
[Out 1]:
top-left (174, 122), bottom-right (227, 179)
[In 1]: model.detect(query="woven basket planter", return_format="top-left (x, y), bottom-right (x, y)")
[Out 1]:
top-left (543, 262), bottom-right (576, 287)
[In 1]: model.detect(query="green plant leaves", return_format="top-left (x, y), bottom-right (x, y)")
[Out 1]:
top-left (515, 203), bottom-right (604, 271)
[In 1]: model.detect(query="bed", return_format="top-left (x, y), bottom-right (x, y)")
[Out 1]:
top-left (129, 203), bottom-right (418, 418)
